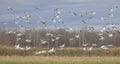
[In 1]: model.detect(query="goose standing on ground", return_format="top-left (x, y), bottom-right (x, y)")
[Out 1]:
top-left (48, 48), bottom-right (55, 54)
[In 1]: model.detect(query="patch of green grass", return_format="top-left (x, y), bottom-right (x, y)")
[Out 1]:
top-left (0, 46), bottom-right (120, 56)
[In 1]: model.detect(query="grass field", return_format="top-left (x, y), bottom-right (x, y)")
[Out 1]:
top-left (0, 46), bottom-right (120, 64)
top-left (0, 56), bottom-right (120, 64)
top-left (0, 46), bottom-right (120, 56)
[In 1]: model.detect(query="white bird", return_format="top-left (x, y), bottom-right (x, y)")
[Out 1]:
top-left (109, 24), bottom-right (118, 30)
top-left (39, 17), bottom-right (46, 27)
top-left (35, 50), bottom-right (47, 55)
top-left (52, 19), bottom-right (57, 23)
top-left (92, 44), bottom-right (97, 47)
top-left (25, 46), bottom-right (31, 50)
top-left (54, 8), bottom-right (61, 15)
top-left (16, 47), bottom-right (24, 50)
top-left (16, 33), bottom-right (23, 37)
top-left (101, 17), bottom-right (105, 21)
top-left (60, 43), bottom-right (65, 48)
top-left (46, 33), bottom-right (53, 37)
top-left (16, 37), bottom-right (21, 41)
top-left (52, 16), bottom-right (63, 24)
top-left (87, 47), bottom-right (93, 51)
top-left (7, 6), bottom-right (13, 11)
top-left (6, 31), bottom-right (16, 34)
top-left (69, 11), bottom-right (86, 16)
top-left (51, 39), bottom-right (55, 42)
top-left (69, 28), bottom-right (73, 31)
top-left (107, 44), bottom-right (114, 48)
top-left (101, 45), bottom-right (109, 50)
top-left (83, 47), bottom-right (87, 51)
top-left (15, 44), bottom-right (20, 49)
top-left (48, 48), bottom-right (55, 54)
top-left (52, 15), bottom-right (63, 23)
top-left (25, 39), bottom-right (31, 43)
top-left (82, 43), bottom-right (88, 47)
top-left (55, 15), bottom-right (60, 19)
top-left (59, 43), bottom-right (65, 50)
top-left (87, 26), bottom-right (94, 32)
top-left (55, 37), bottom-right (60, 40)
top-left (15, 21), bottom-right (19, 24)
top-left (14, 44), bottom-right (25, 50)
top-left (41, 40), bottom-right (47, 45)
top-left (97, 32), bottom-right (104, 36)
top-left (99, 36), bottom-right (105, 41)
top-left (102, 26), bottom-right (106, 31)
top-left (83, 47), bottom-right (93, 51)
top-left (16, 16), bottom-right (21, 19)
top-left (108, 33), bottom-right (113, 37)
top-left (75, 34), bottom-right (80, 38)
top-left (22, 13), bottom-right (31, 23)
top-left (91, 11), bottom-right (96, 15)
top-left (108, 8), bottom-right (113, 12)
top-left (15, 44), bottom-right (31, 50)
top-left (108, 13), bottom-right (114, 18)
top-left (101, 17), bottom-right (108, 21)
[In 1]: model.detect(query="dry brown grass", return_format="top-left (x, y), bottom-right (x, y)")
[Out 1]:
top-left (0, 56), bottom-right (120, 61)
top-left (0, 56), bottom-right (120, 64)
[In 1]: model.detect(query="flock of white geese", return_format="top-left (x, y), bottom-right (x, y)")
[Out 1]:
top-left (3, 2), bottom-right (120, 55)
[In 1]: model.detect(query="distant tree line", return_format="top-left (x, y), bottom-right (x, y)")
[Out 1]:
top-left (0, 27), bottom-right (120, 48)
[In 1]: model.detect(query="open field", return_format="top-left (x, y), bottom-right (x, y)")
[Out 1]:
top-left (0, 56), bottom-right (120, 64)
top-left (0, 46), bottom-right (120, 64)
top-left (0, 46), bottom-right (120, 56)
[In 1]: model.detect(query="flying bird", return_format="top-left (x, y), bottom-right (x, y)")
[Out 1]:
top-left (39, 17), bottom-right (46, 27)
top-left (40, 40), bottom-right (47, 45)
top-left (59, 43), bottom-right (65, 50)
top-left (25, 39), bottom-right (31, 43)
top-left (16, 33), bottom-right (23, 37)
top-left (91, 11), bottom-right (96, 15)
top-left (99, 36), bottom-right (105, 41)
top-left (7, 6), bottom-right (13, 11)
top-left (75, 34), bottom-right (80, 38)
top-left (108, 33), bottom-right (113, 37)
top-left (54, 8), bottom-right (61, 15)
